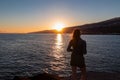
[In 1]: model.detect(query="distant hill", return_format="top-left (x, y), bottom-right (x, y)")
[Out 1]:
top-left (30, 30), bottom-right (57, 34)
top-left (29, 17), bottom-right (120, 34)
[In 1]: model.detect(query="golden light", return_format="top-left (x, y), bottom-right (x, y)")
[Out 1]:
top-left (53, 34), bottom-right (63, 59)
top-left (49, 34), bottom-right (65, 71)
top-left (53, 22), bottom-right (65, 32)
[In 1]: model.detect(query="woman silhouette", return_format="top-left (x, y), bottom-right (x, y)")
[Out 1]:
top-left (67, 29), bottom-right (87, 80)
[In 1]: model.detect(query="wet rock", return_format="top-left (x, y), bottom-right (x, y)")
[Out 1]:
top-left (13, 73), bottom-right (61, 80)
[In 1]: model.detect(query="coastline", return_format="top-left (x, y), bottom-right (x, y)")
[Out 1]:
top-left (13, 71), bottom-right (120, 80)
top-left (62, 71), bottom-right (120, 80)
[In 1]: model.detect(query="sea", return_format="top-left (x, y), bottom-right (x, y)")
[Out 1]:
top-left (0, 34), bottom-right (120, 80)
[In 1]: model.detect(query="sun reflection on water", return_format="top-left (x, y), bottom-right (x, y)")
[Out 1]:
top-left (49, 34), bottom-right (66, 72)
top-left (53, 34), bottom-right (63, 59)
top-left (56, 34), bottom-right (62, 47)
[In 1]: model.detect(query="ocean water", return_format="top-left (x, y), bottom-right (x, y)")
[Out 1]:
top-left (0, 34), bottom-right (120, 80)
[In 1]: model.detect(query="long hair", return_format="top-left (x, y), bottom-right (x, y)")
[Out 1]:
top-left (72, 29), bottom-right (81, 40)
top-left (72, 29), bottom-right (81, 47)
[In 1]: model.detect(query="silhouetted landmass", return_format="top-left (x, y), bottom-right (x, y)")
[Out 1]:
top-left (30, 17), bottom-right (120, 34)
top-left (30, 30), bottom-right (57, 34)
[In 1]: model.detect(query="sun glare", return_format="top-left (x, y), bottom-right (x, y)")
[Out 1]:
top-left (53, 22), bottom-right (65, 32)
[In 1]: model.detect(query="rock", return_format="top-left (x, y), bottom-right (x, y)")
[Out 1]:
top-left (13, 72), bottom-right (120, 80)
top-left (13, 73), bottom-right (61, 80)
top-left (63, 71), bottom-right (120, 80)
top-left (13, 76), bottom-right (30, 80)
top-left (31, 73), bottom-right (60, 80)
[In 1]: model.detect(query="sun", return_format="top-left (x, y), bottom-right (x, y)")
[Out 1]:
top-left (53, 22), bottom-right (65, 32)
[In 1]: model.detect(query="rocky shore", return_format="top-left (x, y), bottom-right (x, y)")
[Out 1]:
top-left (13, 71), bottom-right (120, 80)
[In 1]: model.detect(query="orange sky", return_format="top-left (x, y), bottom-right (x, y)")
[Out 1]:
top-left (0, 17), bottom-right (86, 33)
top-left (0, 0), bottom-right (119, 33)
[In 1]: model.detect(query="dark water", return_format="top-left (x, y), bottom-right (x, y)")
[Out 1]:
top-left (0, 34), bottom-right (120, 80)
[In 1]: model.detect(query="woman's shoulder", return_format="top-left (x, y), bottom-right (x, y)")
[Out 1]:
top-left (70, 39), bottom-right (74, 42)
top-left (79, 39), bottom-right (86, 43)
top-left (69, 39), bottom-right (73, 44)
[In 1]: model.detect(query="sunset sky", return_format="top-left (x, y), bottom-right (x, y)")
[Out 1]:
top-left (0, 0), bottom-right (120, 33)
